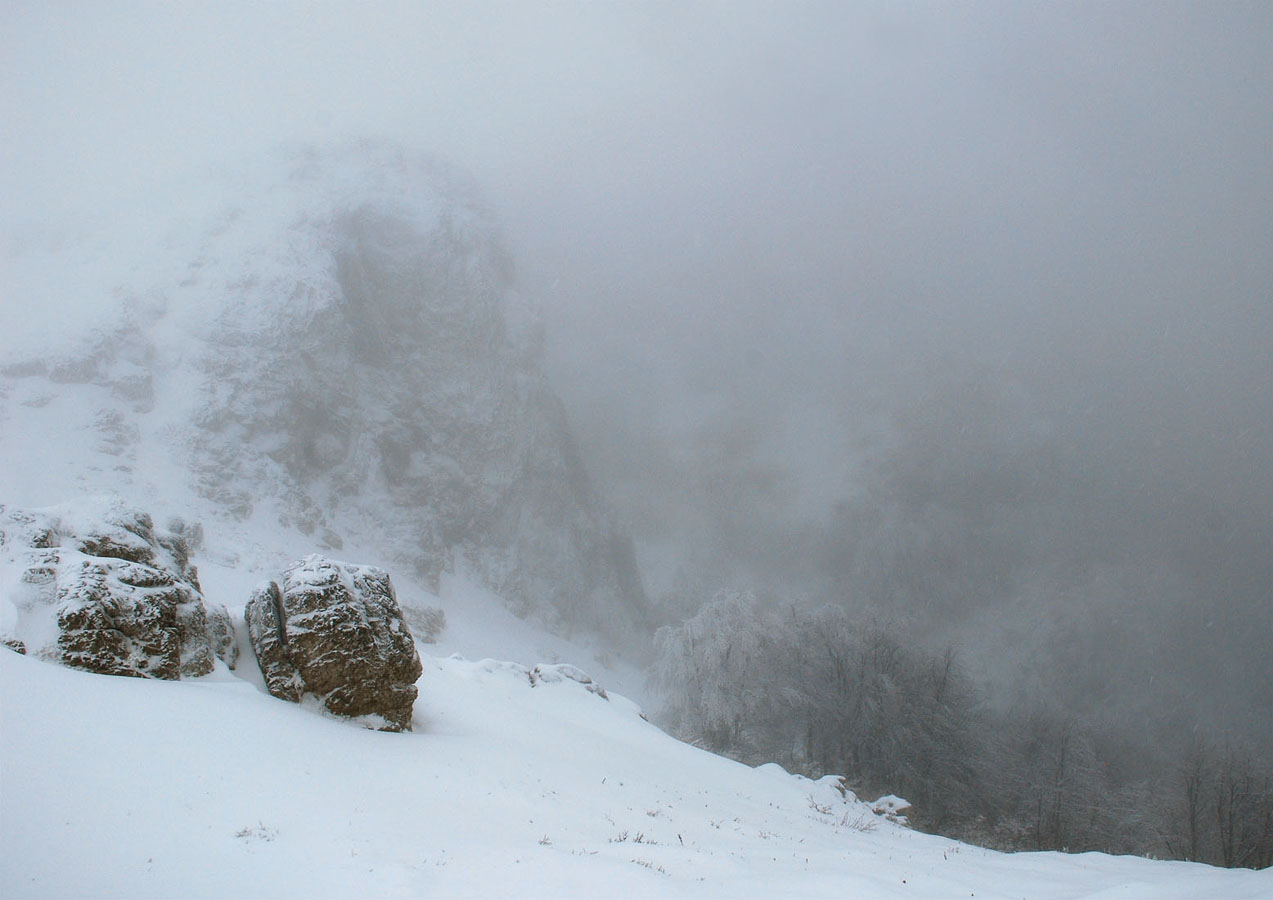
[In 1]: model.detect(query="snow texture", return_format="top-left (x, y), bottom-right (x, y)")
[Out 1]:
top-left (2, 642), bottom-right (1270, 898)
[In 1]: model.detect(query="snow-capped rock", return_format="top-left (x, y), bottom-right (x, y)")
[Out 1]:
top-left (531, 662), bottom-right (609, 699)
top-left (245, 554), bottom-right (422, 731)
top-left (0, 498), bottom-right (236, 678)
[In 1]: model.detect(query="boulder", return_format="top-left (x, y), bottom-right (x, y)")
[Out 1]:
top-left (0, 499), bottom-right (238, 678)
top-left (245, 580), bottom-right (304, 702)
top-left (245, 555), bottom-right (422, 731)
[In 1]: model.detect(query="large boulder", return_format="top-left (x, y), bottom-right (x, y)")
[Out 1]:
top-left (245, 555), bottom-right (422, 731)
top-left (0, 499), bottom-right (237, 678)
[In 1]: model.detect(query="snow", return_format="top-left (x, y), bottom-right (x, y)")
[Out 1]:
top-left (3, 642), bottom-right (1270, 898)
top-left (2, 147), bottom-right (1271, 896)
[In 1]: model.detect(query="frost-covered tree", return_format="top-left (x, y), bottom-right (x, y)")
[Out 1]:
top-left (651, 598), bottom-right (983, 830)
top-left (650, 590), bottom-right (775, 754)
top-left (652, 593), bottom-right (1273, 866)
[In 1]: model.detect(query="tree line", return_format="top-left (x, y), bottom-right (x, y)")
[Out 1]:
top-left (650, 591), bottom-right (1273, 868)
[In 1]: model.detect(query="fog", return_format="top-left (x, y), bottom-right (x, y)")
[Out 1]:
top-left (4, 3), bottom-right (1272, 737)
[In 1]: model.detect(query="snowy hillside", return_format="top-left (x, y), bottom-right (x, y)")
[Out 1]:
top-left (4, 641), bottom-right (1270, 898)
top-left (2, 143), bottom-right (1271, 898)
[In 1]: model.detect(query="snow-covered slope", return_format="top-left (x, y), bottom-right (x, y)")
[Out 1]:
top-left (3, 143), bottom-right (1270, 897)
top-left (3, 646), bottom-right (1270, 899)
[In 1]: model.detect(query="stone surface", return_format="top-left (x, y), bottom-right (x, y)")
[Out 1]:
top-left (204, 602), bottom-right (239, 671)
top-left (245, 580), bottom-right (303, 702)
top-left (0, 499), bottom-right (237, 678)
top-left (245, 555), bottom-right (423, 731)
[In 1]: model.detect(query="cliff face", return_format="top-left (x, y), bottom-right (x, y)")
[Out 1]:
top-left (0, 142), bottom-right (649, 646)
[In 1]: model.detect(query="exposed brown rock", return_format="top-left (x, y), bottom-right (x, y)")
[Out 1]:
top-left (245, 580), bottom-right (303, 702)
top-left (245, 555), bottom-right (422, 731)
top-left (0, 500), bottom-right (236, 678)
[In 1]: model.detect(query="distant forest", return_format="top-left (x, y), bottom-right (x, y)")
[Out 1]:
top-left (652, 591), bottom-right (1273, 868)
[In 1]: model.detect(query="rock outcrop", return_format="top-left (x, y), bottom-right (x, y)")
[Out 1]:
top-left (245, 555), bottom-right (422, 732)
top-left (0, 499), bottom-right (237, 678)
top-left (180, 143), bottom-right (650, 645)
top-left (0, 142), bottom-right (651, 650)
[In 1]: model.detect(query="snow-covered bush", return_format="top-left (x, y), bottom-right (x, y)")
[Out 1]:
top-left (402, 604), bottom-right (447, 643)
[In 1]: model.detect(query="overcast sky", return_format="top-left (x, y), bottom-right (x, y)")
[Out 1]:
top-left (4, 2), bottom-right (1271, 606)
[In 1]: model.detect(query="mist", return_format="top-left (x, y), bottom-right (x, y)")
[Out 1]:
top-left (5, 0), bottom-right (1272, 746)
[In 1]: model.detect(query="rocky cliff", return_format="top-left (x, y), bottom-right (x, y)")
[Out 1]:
top-left (0, 141), bottom-right (649, 647)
